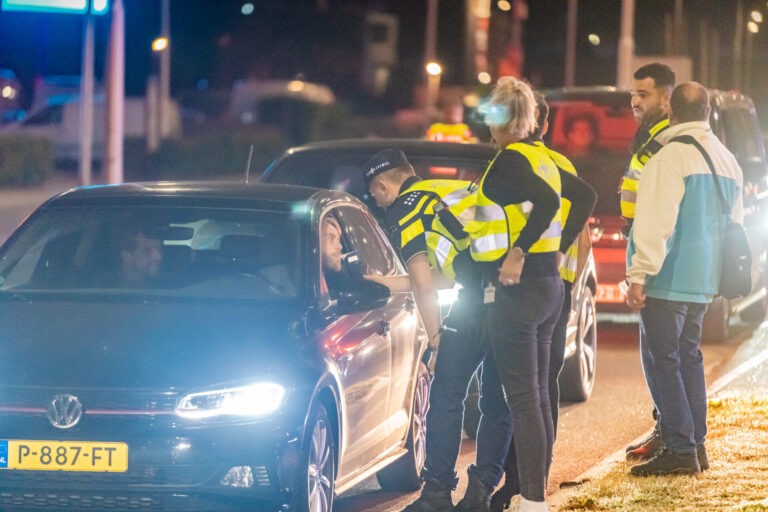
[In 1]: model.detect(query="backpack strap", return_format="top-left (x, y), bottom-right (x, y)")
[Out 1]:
top-left (669, 135), bottom-right (732, 216)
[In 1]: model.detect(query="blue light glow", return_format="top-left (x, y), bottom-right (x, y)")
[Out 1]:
top-left (91, 0), bottom-right (108, 14)
top-left (1, 0), bottom-right (87, 14)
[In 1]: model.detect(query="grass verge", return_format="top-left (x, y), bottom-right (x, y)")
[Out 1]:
top-left (558, 396), bottom-right (768, 511)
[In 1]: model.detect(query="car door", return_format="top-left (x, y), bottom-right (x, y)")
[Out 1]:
top-left (337, 205), bottom-right (424, 447)
top-left (318, 205), bottom-right (395, 479)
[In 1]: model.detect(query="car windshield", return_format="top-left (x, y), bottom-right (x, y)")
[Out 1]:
top-left (0, 206), bottom-right (303, 301)
top-left (544, 96), bottom-right (638, 216)
top-left (266, 153), bottom-right (488, 201)
top-left (717, 107), bottom-right (765, 164)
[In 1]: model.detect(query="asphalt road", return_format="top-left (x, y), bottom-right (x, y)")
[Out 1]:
top-left (334, 323), bottom-right (741, 512)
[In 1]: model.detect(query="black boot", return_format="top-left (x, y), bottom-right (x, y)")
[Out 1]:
top-left (697, 443), bottom-right (709, 471)
top-left (401, 481), bottom-right (454, 512)
top-left (455, 473), bottom-right (492, 512)
top-left (630, 448), bottom-right (701, 476)
top-left (490, 482), bottom-right (517, 512)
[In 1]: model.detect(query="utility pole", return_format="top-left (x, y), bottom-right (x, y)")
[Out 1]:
top-left (733, 0), bottom-right (744, 90)
top-left (159, 0), bottom-right (171, 138)
top-left (105, 0), bottom-right (125, 184)
top-left (617, 0), bottom-right (635, 88)
top-left (424, 0), bottom-right (439, 122)
top-left (78, 14), bottom-right (94, 186)
top-left (564, 0), bottom-right (578, 87)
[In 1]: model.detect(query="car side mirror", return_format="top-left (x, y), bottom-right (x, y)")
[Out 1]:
top-left (336, 279), bottom-right (390, 314)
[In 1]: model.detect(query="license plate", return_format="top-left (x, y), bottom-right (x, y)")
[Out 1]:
top-left (0, 440), bottom-right (128, 472)
top-left (596, 283), bottom-right (626, 303)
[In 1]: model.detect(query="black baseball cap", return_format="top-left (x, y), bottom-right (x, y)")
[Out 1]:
top-left (362, 148), bottom-right (410, 186)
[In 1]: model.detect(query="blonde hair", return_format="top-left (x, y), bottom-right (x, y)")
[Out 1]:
top-left (486, 76), bottom-right (537, 139)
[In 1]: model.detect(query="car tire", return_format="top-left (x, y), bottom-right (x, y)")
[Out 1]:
top-left (376, 363), bottom-right (430, 492)
top-left (560, 286), bottom-right (597, 402)
top-left (702, 296), bottom-right (731, 344)
top-left (291, 403), bottom-right (335, 512)
top-left (740, 248), bottom-right (768, 323)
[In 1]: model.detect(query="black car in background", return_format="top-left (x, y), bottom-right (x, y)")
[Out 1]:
top-left (0, 183), bottom-right (430, 511)
top-left (263, 140), bottom-right (599, 407)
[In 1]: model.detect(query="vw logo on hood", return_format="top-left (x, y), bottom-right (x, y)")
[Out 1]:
top-left (47, 394), bottom-right (83, 429)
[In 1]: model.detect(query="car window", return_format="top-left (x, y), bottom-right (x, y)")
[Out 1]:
top-left (23, 105), bottom-right (64, 126)
top-left (334, 205), bottom-right (397, 276)
top-left (317, 204), bottom-right (398, 298)
top-left (545, 97), bottom-right (637, 216)
top-left (0, 206), bottom-right (303, 301)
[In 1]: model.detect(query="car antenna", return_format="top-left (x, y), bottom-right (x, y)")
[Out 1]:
top-left (243, 145), bottom-right (254, 184)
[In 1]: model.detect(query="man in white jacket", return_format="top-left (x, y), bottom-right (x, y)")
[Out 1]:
top-left (625, 82), bottom-right (744, 476)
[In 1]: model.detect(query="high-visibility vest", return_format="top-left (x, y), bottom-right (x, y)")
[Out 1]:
top-left (466, 142), bottom-right (562, 262)
top-left (397, 179), bottom-right (476, 280)
top-left (620, 118), bottom-right (669, 219)
top-left (534, 141), bottom-right (580, 283)
top-left (426, 123), bottom-right (476, 143)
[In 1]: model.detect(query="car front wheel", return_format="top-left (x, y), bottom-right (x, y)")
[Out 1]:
top-left (292, 404), bottom-right (335, 512)
top-left (376, 363), bottom-right (429, 491)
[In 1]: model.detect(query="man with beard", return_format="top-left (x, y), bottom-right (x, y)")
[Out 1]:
top-left (620, 63), bottom-right (676, 237)
top-left (620, 63), bottom-right (676, 461)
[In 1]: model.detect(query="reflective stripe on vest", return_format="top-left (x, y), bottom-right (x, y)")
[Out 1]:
top-left (467, 142), bottom-right (562, 262)
top-left (399, 179), bottom-right (475, 279)
top-left (535, 141), bottom-right (580, 283)
top-left (620, 118), bottom-right (669, 219)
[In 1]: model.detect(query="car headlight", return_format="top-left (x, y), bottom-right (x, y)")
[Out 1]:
top-left (175, 383), bottom-right (285, 419)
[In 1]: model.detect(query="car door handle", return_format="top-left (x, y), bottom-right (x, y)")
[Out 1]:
top-left (378, 320), bottom-right (391, 336)
top-left (405, 297), bottom-right (415, 312)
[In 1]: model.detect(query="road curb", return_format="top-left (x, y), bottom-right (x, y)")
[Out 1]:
top-left (547, 334), bottom-right (768, 509)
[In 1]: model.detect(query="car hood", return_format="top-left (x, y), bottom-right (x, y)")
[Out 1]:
top-left (0, 295), bottom-right (311, 389)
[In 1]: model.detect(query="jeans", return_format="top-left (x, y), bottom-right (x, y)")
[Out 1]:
top-left (500, 279), bottom-right (572, 495)
top-left (485, 273), bottom-right (564, 502)
top-left (639, 297), bottom-right (708, 454)
top-left (421, 290), bottom-right (511, 490)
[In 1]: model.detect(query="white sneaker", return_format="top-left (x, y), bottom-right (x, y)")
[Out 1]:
top-left (517, 496), bottom-right (548, 512)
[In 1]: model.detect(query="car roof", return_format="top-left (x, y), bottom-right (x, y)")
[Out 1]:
top-left (278, 138), bottom-right (498, 161)
top-left (44, 181), bottom-right (358, 211)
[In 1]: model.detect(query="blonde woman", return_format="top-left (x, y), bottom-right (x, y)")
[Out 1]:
top-left (458, 77), bottom-right (565, 512)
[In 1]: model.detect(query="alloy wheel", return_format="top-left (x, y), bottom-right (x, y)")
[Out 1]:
top-left (412, 374), bottom-right (429, 472)
top-left (308, 418), bottom-right (333, 512)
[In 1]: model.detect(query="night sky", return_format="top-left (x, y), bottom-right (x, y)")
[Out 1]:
top-left (1, 0), bottom-right (766, 114)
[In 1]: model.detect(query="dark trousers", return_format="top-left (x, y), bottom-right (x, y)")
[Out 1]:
top-left (421, 290), bottom-right (511, 490)
top-left (639, 298), bottom-right (708, 454)
top-left (485, 274), bottom-right (564, 502)
top-left (499, 279), bottom-right (572, 495)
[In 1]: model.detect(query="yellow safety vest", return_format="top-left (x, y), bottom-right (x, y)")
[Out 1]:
top-left (466, 142), bottom-right (562, 262)
top-left (397, 179), bottom-right (476, 280)
top-left (620, 118), bottom-right (669, 219)
top-left (534, 141), bottom-right (580, 283)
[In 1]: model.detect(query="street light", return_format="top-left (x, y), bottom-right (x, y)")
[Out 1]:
top-left (426, 61), bottom-right (442, 76)
top-left (748, 21), bottom-right (759, 33)
top-left (478, 72), bottom-right (492, 84)
top-left (152, 37), bottom-right (168, 52)
top-left (751, 10), bottom-right (763, 23)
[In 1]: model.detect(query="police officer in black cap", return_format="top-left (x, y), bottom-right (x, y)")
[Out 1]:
top-left (363, 149), bottom-right (512, 512)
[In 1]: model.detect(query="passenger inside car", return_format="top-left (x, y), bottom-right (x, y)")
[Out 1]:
top-left (562, 113), bottom-right (600, 159)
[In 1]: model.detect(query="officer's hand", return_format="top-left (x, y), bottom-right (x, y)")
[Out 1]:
top-left (626, 282), bottom-right (646, 312)
top-left (498, 247), bottom-right (525, 286)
